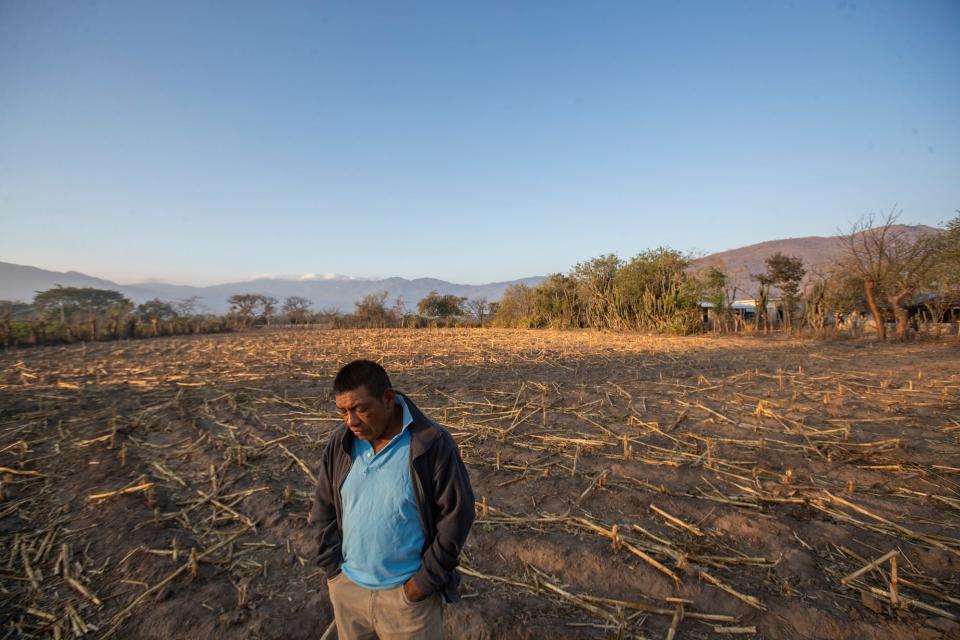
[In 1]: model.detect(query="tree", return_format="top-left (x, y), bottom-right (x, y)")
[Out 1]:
top-left (822, 268), bottom-right (868, 334)
top-left (572, 254), bottom-right (622, 329)
top-left (33, 286), bottom-right (131, 341)
top-left (749, 273), bottom-right (772, 334)
top-left (417, 291), bottom-right (466, 319)
top-left (315, 307), bottom-right (343, 327)
top-left (530, 275), bottom-right (582, 329)
top-left (0, 300), bottom-right (31, 348)
top-left (391, 296), bottom-right (409, 328)
top-left (758, 253), bottom-right (806, 332)
top-left (845, 211), bottom-right (938, 340)
top-left (355, 291), bottom-right (392, 327)
top-left (282, 296), bottom-right (313, 324)
top-left (175, 296), bottom-right (204, 334)
top-left (492, 284), bottom-right (535, 328)
top-left (175, 296), bottom-right (202, 316)
top-left (466, 297), bottom-right (489, 326)
top-left (28, 313), bottom-right (49, 345)
top-left (137, 299), bottom-right (177, 337)
top-left (260, 296), bottom-right (278, 325)
top-left (105, 298), bottom-right (135, 339)
top-left (924, 212), bottom-right (960, 330)
top-left (882, 234), bottom-right (937, 340)
top-left (701, 266), bottom-right (729, 332)
top-left (941, 211), bottom-right (960, 266)
top-left (802, 272), bottom-right (829, 335)
top-left (614, 248), bottom-right (701, 334)
top-left (227, 294), bottom-right (263, 328)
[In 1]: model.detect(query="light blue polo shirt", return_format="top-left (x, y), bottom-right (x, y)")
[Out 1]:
top-left (340, 395), bottom-right (426, 589)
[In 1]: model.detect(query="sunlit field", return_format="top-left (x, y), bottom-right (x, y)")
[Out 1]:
top-left (2, 328), bottom-right (958, 639)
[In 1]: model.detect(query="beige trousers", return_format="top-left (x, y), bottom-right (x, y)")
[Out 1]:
top-left (327, 572), bottom-right (443, 640)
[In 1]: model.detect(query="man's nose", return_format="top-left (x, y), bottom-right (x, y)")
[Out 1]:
top-left (345, 411), bottom-right (360, 427)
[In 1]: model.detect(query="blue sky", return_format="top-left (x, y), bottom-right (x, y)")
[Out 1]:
top-left (1, 1), bottom-right (958, 285)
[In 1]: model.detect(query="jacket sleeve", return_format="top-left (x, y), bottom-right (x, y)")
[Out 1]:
top-left (412, 431), bottom-right (475, 594)
top-left (309, 436), bottom-right (343, 577)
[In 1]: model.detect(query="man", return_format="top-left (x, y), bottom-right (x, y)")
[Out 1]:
top-left (310, 360), bottom-right (475, 640)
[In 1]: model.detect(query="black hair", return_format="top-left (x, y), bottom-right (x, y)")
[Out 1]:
top-left (333, 359), bottom-right (392, 398)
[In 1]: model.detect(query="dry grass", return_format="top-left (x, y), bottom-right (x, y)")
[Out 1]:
top-left (1, 328), bottom-right (958, 639)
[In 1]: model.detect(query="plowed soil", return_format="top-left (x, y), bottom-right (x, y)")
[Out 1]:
top-left (1, 328), bottom-right (958, 639)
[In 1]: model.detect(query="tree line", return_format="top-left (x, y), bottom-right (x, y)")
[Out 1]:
top-left (0, 289), bottom-right (230, 348)
top-left (493, 248), bottom-right (706, 333)
top-left (492, 211), bottom-right (960, 340)
top-left (0, 288), bottom-right (494, 348)
top-left (3, 211), bottom-right (956, 348)
top-left (222, 291), bottom-right (491, 330)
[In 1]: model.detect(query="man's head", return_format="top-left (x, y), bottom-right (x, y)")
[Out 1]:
top-left (333, 359), bottom-right (397, 441)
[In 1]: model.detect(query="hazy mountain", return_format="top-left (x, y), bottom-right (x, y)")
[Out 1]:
top-left (0, 261), bottom-right (544, 313)
top-left (0, 262), bottom-right (171, 303)
top-left (2, 224), bottom-right (941, 311)
top-left (690, 225), bottom-right (940, 298)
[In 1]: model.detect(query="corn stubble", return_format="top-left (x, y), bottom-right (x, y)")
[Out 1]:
top-left (1, 327), bottom-right (958, 639)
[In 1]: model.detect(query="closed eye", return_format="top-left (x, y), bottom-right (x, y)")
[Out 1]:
top-left (338, 404), bottom-right (367, 416)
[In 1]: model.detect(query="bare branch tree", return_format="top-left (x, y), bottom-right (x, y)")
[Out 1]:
top-left (391, 296), bottom-right (408, 328)
top-left (282, 296), bottom-right (313, 325)
top-left (845, 210), bottom-right (938, 340)
top-left (227, 294), bottom-right (263, 328)
top-left (466, 297), bottom-right (489, 326)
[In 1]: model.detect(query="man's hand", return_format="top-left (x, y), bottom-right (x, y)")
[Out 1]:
top-left (403, 577), bottom-right (428, 603)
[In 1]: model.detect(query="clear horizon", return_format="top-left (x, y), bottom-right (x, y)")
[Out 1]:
top-left (2, 1), bottom-right (958, 287)
top-left (4, 217), bottom-right (946, 288)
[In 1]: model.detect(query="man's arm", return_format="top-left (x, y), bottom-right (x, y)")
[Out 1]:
top-left (309, 439), bottom-right (344, 577)
top-left (408, 431), bottom-right (475, 597)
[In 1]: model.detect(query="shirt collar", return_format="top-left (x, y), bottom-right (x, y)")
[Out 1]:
top-left (395, 394), bottom-right (414, 432)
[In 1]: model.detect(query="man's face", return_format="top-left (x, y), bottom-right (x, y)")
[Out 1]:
top-left (335, 386), bottom-right (395, 441)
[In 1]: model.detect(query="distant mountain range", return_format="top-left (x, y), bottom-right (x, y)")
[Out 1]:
top-left (690, 224), bottom-right (939, 298)
top-left (1, 225), bottom-right (940, 311)
top-left (0, 262), bottom-right (545, 313)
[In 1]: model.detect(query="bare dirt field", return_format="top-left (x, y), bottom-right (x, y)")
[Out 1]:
top-left (1, 328), bottom-right (959, 639)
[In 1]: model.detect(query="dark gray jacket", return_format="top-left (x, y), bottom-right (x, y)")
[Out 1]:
top-left (309, 392), bottom-right (475, 603)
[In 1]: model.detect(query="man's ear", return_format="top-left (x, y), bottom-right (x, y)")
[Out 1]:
top-left (382, 388), bottom-right (396, 407)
